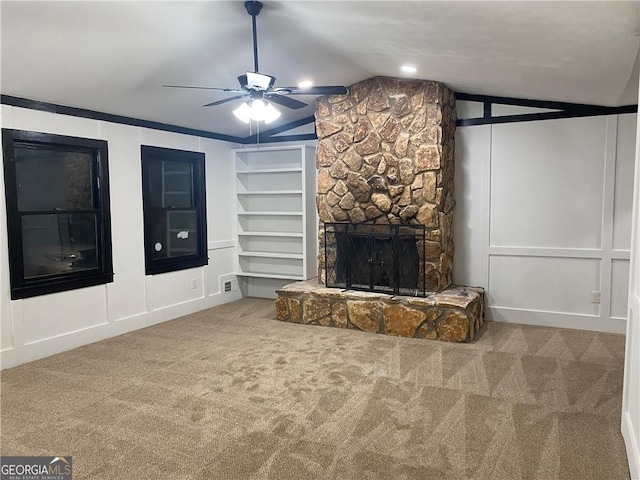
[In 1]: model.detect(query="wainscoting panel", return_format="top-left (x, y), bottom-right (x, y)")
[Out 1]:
top-left (452, 125), bottom-right (491, 289)
top-left (489, 255), bottom-right (601, 315)
top-left (21, 286), bottom-right (108, 345)
top-left (490, 116), bottom-right (606, 249)
top-left (454, 102), bottom-right (636, 333)
top-left (611, 259), bottom-right (631, 319)
top-left (613, 113), bottom-right (636, 251)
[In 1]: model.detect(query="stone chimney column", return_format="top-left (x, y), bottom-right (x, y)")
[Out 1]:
top-left (315, 76), bottom-right (457, 291)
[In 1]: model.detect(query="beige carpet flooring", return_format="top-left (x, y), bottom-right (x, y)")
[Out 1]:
top-left (0, 298), bottom-right (630, 479)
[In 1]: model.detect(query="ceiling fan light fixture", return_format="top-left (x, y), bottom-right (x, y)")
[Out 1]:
top-left (263, 102), bottom-right (281, 124)
top-left (298, 80), bottom-right (313, 89)
top-left (232, 102), bottom-right (252, 123)
top-left (232, 99), bottom-right (281, 124)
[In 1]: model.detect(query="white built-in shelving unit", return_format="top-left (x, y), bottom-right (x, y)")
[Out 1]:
top-left (233, 145), bottom-right (317, 297)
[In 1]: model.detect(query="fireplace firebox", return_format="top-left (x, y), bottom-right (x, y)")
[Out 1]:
top-left (324, 223), bottom-right (426, 297)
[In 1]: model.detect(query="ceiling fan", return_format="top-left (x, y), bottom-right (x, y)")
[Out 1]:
top-left (164, 1), bottom-right (348, 123)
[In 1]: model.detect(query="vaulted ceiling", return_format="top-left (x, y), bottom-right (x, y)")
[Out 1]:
top-left (2, 1), bottom-right (639, 138)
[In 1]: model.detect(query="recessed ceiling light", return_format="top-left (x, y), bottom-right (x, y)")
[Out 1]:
top-left (401, 65), bottom-right (417, 74)
top-left (298, 80), bottom-right (313, 88)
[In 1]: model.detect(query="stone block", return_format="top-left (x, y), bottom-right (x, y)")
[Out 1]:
top-left (303, 296), bottom-right (331, 324)
top-left (334, 180), bottom-right (349, 196)
top-left (416, 203), bottom-right (438, 227)
top-left (329, 159), bottom-right (349, 179)
top-left (316, 141), bottom-right (336, 167)
top-left (368, 82), bottom-right (390, 112)
top-left (316, 120), bottom-right (342, 139)
top-left (383, 304), bottom-right (427, 337)
top-left (318, 170), bottom-right (336, 194)
top-left (347, 301), bottom-right (380, 333)
top-left (354, 131), bottom-right (382, 156)
top-left (275, 297), bottom-right (289, 321)
top-left (288, 298), bottom-right (301, 323)
top-left (332, 302), bottom-right (348, 328)
top-left (338, 192), bottom-right (355, 210)
top-left (371, 192), bottom-right (392, 213)
top-left (347, 207), bottom-right (366, 223)
top-left (437, 311), bottom-right (469, 342)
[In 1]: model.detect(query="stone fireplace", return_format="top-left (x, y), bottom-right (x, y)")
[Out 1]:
top-left (275, 77), bottom-right (484, 343)
top-left (315, 77), bottom-right (456, 292)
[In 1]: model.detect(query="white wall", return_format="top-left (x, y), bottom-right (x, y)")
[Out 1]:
top-left (621, 87), bottom-right (640, 478)
top-left (0, 106), bottom-right (241, 369)
top-left (454, 102), bottom-right (636, 334)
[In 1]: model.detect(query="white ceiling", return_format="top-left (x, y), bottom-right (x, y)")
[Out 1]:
top-left (2, 1), bottom-right (639, 139)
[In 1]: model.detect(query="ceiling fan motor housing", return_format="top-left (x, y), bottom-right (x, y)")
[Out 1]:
top-left (239, 72), bottom-right (276, 91)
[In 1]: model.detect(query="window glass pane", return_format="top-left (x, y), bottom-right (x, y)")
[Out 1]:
top-left (22, 213), bottom-right (98, 278)
top-left (144, 160), bottom-right (193, 208)
top-left (149, 210), bottom-right (198, 259)
top-left (15, 146), bottom-right (93, 211)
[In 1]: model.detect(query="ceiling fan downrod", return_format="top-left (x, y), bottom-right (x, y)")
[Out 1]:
top-left (244, 1), bottom-right (263, 73)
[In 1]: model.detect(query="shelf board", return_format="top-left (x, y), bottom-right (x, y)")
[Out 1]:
top-left (236, 272), bottom-right (305, 280)
top-left (237, 232), bottom-right (303, 237)
top-left (237, 211), bottom-right (303, 216)
top-left (236, 190), bottom-right (303, 195)
top-left (236, 168), bottom-right (302, 174)
top-left (238, 252), bottom-right (303, 259)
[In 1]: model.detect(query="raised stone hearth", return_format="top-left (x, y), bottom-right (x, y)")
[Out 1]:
top-left (275, 280), bottom-right (484, 343)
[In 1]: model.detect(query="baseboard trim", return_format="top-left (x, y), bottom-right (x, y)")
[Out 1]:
top-left (0, 289), bottom-right (242, 370)
top-left (622, 411), bottom-right (640, 480)
top-left (488, 306), bottom-right (627, 334)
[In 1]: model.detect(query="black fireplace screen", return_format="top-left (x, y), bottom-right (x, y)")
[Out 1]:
top-left (324, 223), bottom-right (426, 297)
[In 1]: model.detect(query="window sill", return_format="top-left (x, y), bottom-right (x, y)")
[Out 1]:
top-left (11, 272), bottom-right (114, 300)
top-left (145, 257), bottom-right (208, 276)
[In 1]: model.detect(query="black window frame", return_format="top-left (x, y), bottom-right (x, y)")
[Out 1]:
top-left (141, 145), bottom-right (207, 275)
top-left (2, 129), bottom-right (113, 300)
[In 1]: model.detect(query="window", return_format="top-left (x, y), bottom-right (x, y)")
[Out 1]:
top-left (2, 129), bottom-right (113, 299)
top-left (141, 145), bottom-right (207, 275)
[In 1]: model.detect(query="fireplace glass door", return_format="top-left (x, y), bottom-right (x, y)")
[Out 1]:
top-left (325, 223), bottom-right (426, 297)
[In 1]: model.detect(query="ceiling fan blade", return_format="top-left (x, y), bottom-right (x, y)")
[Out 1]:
top-left (164, 84), bottom-right (244, 93)
top-left (266, 94), bottom-right (308, 110)
top-left (280, 86), bottom-right (348, 96)
top-left (203, 94), bottom-right (249, 107)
